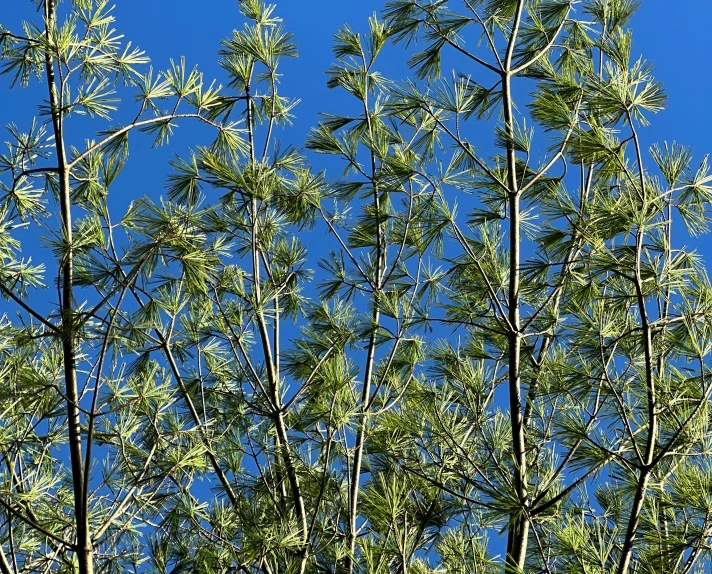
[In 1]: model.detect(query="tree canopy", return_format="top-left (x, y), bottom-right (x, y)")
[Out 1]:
top-left (1, 0), bottom-right (712, 573)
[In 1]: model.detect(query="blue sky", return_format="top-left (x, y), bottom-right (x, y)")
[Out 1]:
top-left (1, 0), bottom-right (709, 217)
top-left (2, 0), bottom-right (709, 166)
top-left (0, 0), bottom-right (709, 565)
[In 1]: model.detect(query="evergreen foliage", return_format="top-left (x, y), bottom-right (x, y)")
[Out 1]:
top-left (1, 1), bottom-right (712, 573)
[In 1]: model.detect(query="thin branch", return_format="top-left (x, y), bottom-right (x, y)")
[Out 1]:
top-left (67, 113), bottom-right (221, 169)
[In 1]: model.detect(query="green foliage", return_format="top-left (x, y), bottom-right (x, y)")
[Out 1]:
top-left (1, 1), bottom-right (712, 574)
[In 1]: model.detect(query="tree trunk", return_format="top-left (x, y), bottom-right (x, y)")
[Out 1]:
top-left (43, 1), bottom-right (93, 572)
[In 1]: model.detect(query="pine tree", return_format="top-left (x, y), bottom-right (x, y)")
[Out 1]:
top-left (1, 1), bottom-right (712, 573)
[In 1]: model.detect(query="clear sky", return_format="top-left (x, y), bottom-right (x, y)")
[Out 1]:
top-left (0, 0), bottom-right (709, 564)
top-left (1, 1), bottom-right (709, 332)
top-left (1, 0), bottom-right (709, 191)
top-left (1, 0), bottom-right (709, 211)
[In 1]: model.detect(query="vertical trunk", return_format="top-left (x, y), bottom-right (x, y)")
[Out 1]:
top-left (245, 77), bottom-right (308, 570)
top-left (347, 317), bottom-right (379, 572)
top-left (43, 1), bottom-right (93, 573)
top-left (616, 125), bottom-right (658, 574)
top-left (346, 60), bottom-right (384, 574)
top-left (616, 286), bottom-right (656, 573)
top-left (617, 470), bottom-right (651, 574)
top-left (505, 190), bottom-right (529, 572)
top-left (502, 4), bottom-right (528, 569)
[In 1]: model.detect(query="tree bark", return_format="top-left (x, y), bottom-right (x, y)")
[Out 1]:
top-left (503, 3), bottom-right (529, 571)
top-left (43, 1), bottom-right (93, 573)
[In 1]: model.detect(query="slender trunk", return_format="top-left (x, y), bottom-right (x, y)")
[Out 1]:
top-left (657, 196), bottom-right (673, 570)
top-left (345, 283), bottom-right (382, 574)
top-left (617, 122), bottom-right (658, 574)
top-left (505, 189), bottom-right (529, 572)
top-left (245, 75), bottom-right (308, 570)
top-left (502, 3), bottom-right (528, 570)
top-left (616, 274), bottom-right (656, 572)
top-left (347, 318), bottom-right (379, 570)
top-left (43, 2), bottom-right (93, 573)
top-left (617, 470), bottom-right (651, 574)
top-left (346, 58), bottom-right (384, 574)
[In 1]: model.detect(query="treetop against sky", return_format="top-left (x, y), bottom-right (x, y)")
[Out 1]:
top-left (2, 1), bottom-right (712, 573)
top-left (2, 0), bottom-right (710, 188)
